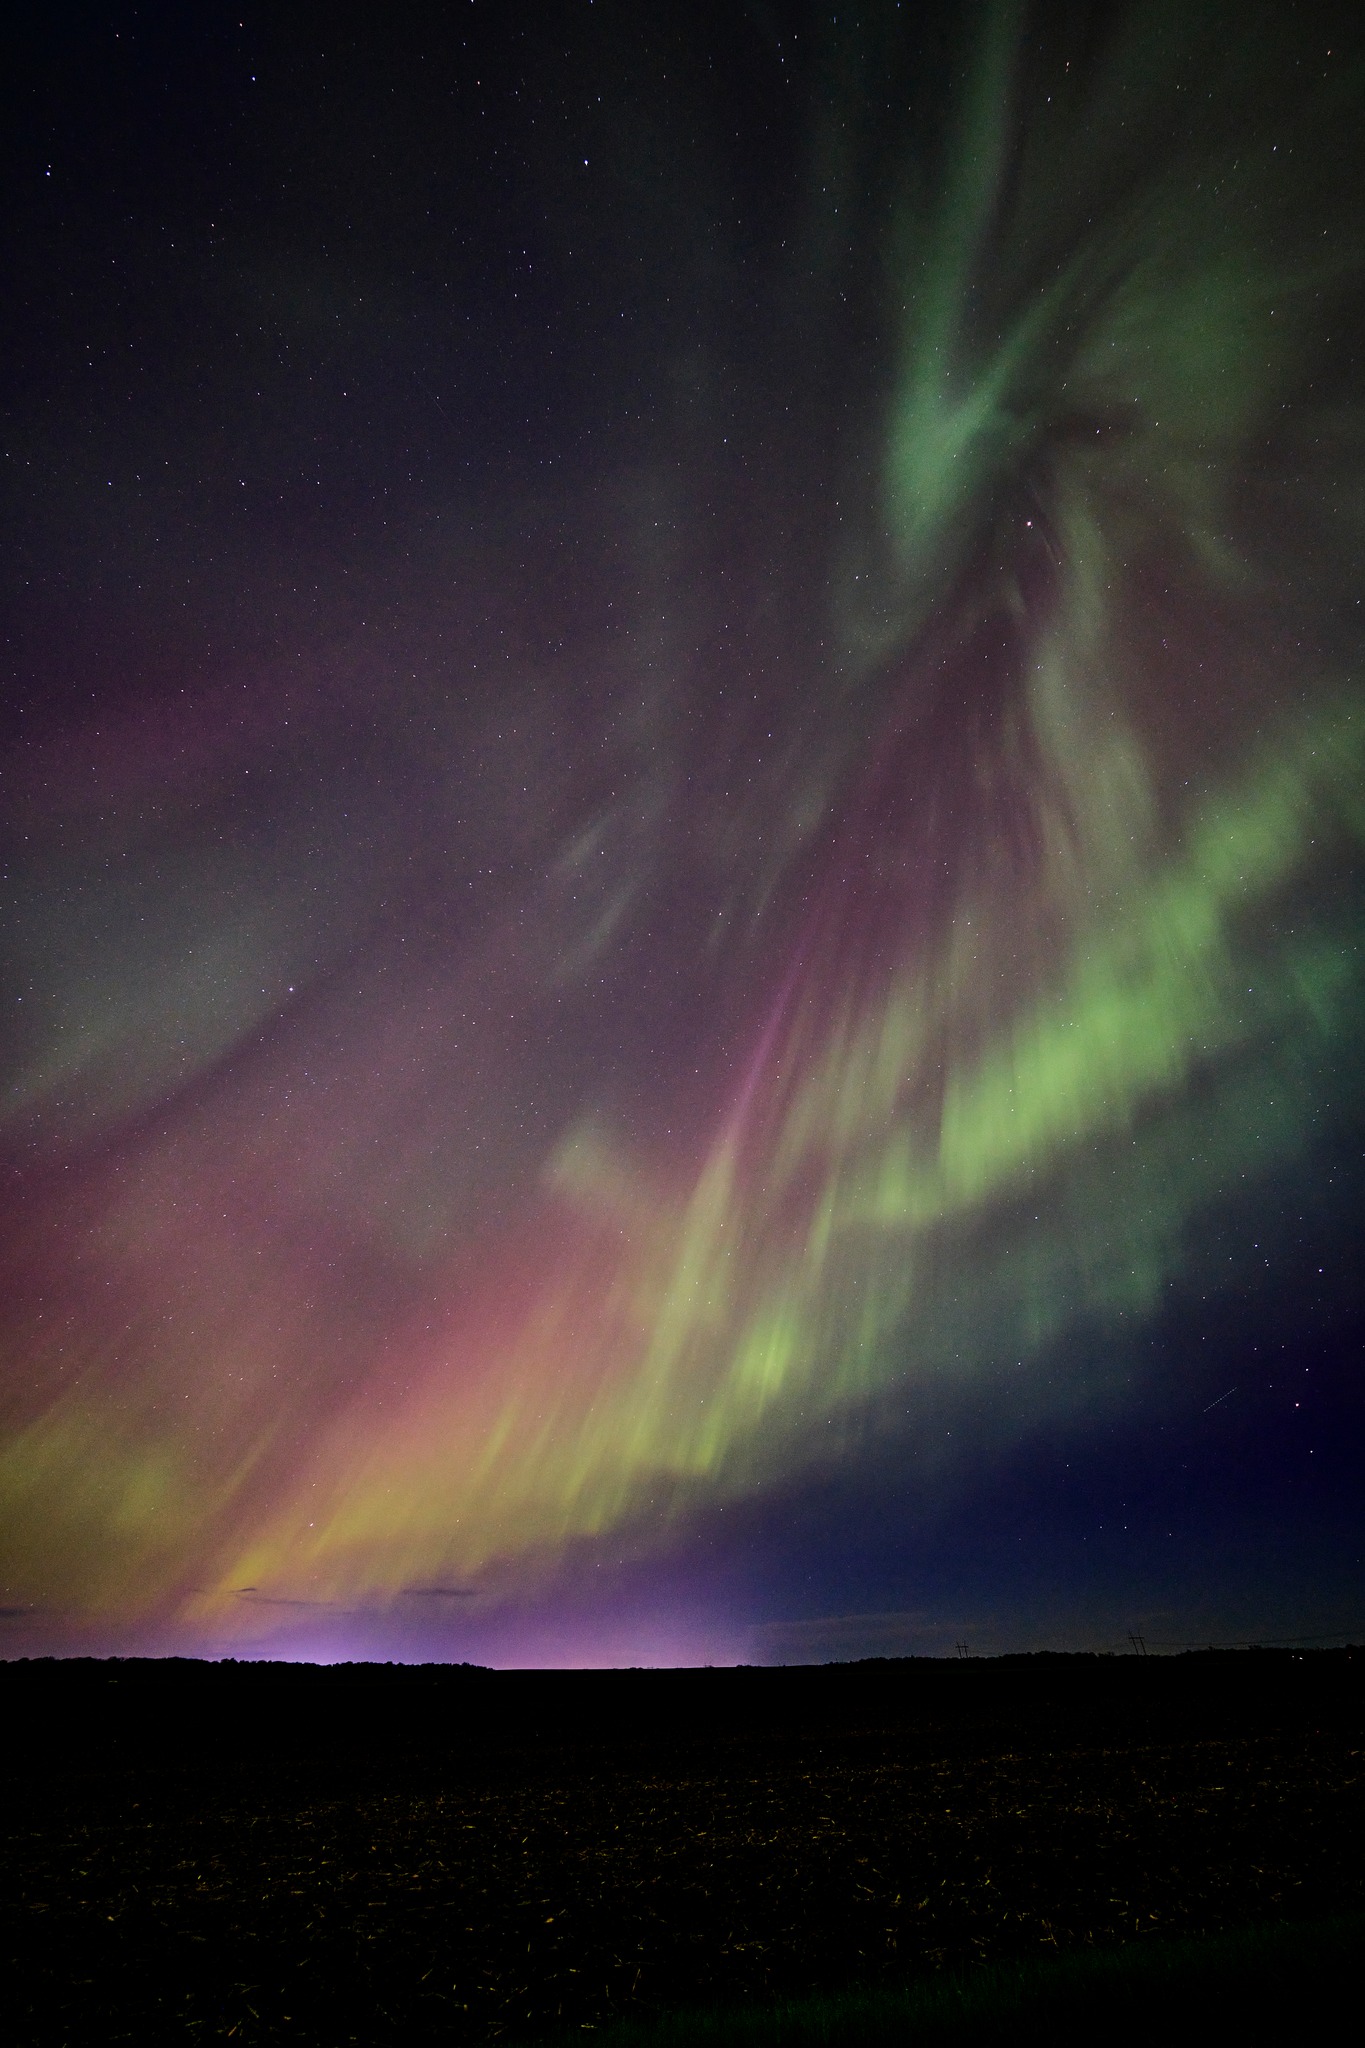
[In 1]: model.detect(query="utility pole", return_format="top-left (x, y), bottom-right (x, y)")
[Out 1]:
top-left (955, 1641), bottom-right (970, 1660)
top-left (1127, 1632), bottom-right (1148, 1657)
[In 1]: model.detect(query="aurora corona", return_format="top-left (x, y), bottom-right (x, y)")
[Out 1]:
top-left (2, 3), bottom-right (1362, 1662)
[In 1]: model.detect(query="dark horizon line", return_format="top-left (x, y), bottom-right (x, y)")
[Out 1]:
top-left (2, 1637), bottom-right (1362, 1672)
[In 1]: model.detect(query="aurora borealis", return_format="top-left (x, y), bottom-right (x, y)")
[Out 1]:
top-left (3, 1), bottom-right (1364, 1666)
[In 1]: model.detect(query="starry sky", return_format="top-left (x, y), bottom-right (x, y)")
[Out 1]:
top-left (3, 0), bottom-right (1364, 1668)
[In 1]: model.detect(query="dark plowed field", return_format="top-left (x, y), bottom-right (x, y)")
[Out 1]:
top-left (4, 1653), bottom-right (1362, 2044)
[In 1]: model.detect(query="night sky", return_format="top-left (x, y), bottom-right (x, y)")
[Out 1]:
top-left (3, 0), bottom-right (1364, 1667)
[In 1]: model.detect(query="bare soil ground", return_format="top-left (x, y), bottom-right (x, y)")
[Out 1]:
top-left (3, 1653), bottom-right (1361, 2045)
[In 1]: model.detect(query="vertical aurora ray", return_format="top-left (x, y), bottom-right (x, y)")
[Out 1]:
top-left (206, 696), bottom-right (1365, 1621)
top-left (2, 2), bottom-right (1363, 1657)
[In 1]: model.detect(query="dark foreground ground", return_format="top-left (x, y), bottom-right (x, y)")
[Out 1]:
top-left (2, 1650), bottom-right (1362, 2045)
